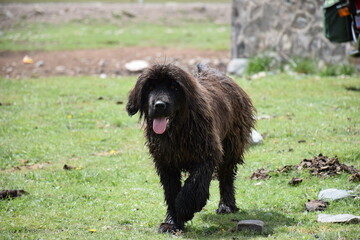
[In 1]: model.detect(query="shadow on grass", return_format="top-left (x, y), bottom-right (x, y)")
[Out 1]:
top-left (183, 209), bottom-right (296, 239)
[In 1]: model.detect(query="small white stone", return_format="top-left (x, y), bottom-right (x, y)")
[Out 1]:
top-left (99, 73), bottom-right (107, 79)
top-left (227, 58), bottom-right (248, 75)
top-left (125, 60), bottom-right (149, 72)
top-left (250, 129), bottom-right (263, 145)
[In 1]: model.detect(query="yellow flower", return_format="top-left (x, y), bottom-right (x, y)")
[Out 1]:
top-left (89, 229), bottom-right (96, 233)
top-left (67, 114), bottom-right (73, 119)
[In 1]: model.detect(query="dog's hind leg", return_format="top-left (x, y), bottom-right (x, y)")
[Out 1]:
top-left (216, 159), bottom-right (239, 214)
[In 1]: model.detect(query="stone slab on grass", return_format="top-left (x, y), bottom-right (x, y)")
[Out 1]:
top-left (237, 220), bottom-right (264, 232)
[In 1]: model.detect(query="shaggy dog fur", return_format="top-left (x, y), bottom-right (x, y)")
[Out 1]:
top-left (126, 63), bottom-right (256, 233)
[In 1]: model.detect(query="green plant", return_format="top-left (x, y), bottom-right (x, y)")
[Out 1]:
top-left (339, 64), bottom-right (356, 76)
top-left (290, 58), bottom-right (316, 75)
top-left (319, 64), bottom-right (338, 77)
top-left (245, 55), bottom-right (273, 75)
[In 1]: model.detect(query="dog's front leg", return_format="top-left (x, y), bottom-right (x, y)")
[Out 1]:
top-left (175, 162), bottom-right (214, 223)
top-left (156, 166), bottom-right (183, 233)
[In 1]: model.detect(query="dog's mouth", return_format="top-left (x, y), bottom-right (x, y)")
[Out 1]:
top-left (152, 117), bottom-right (169, 135)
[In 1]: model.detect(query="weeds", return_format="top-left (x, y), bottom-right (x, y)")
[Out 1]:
top-left (245, 55), bottom-right (358, 77)
top-left (245, 55), bottom-right (273, 75)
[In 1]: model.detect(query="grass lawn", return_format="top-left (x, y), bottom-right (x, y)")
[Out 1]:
top-left (0, 21), bottom-right (230, 52)
top-left (0, 74), bottom-right (359, 239)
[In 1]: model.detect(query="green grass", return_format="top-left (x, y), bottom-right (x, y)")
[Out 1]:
top-left (0, 21), bottom-right (230, 51)
top-left (1, 74), bottom-right (359, 239)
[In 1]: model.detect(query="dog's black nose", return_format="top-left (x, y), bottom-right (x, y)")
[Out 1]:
top-left (154, 100), bottom-right (166, 110)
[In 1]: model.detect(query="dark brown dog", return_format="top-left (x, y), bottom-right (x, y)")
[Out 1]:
top-left (127, 63), bottom-right (256, 233)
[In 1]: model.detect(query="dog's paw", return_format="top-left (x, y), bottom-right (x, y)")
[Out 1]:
top-left (158, 223), bottom-right (183, 234)
top-left (216, 203), bottom-right (239, 214)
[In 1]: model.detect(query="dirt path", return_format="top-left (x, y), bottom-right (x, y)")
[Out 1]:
top-left (0, 3), bottom-right (231, 78)
top-left (0, 47), bottom-right (229, 78)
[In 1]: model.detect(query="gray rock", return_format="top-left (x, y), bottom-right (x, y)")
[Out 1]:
top-left (317, 214), bottom-right (360, 223)
top-left (36, 61), bottom-right (45, 68)
top-left (6, 67), bottom-right (13, 73)
top-left (125, 60), bottom-right (149, 72)
top-left (237, 220), bottom-right (264, 232)
top-left (250, 129), bottom-right (263, 145)
top-left (318, 189), bottom-right (353, 201)
top-left (5, 10), bottom-right (13, 18)
top-left (55, 66), bottom-right (66, 73)
top-left (227, 58), bottom-right (248, 75)
top-left (98, 59), bottom-right (107, 68)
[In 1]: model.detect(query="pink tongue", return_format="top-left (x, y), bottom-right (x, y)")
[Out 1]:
top-left (153, 118), bottom-right (167, 134)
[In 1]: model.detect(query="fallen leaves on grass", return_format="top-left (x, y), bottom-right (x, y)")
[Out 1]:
top-left (297, 154), bottom-right (358, 177)
top-left (249, 168), bottom-right (270, 180)
top-left (349, 172), bottom-right (360, 182)
top-left (250, 154), bottom-right (358, 183)
top-left (276, 165), bottom-right (295, 173)
top-left (288, 177), bottom-right (303, 185)
top-left (305, 200), bottom-right (328, 212)
top-left (63, 164), bottom-right (76, 170)
top-left (0, 190), bottom-right (29, 200)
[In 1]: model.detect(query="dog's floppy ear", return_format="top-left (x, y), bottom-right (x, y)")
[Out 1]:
top-left (126, 88), bottom-right (139, 116)
top-left (126, 72), bottom-right (149, 117)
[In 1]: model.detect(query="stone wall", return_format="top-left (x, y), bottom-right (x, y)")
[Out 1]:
top-left (231, 0), bottom-right (354, 64)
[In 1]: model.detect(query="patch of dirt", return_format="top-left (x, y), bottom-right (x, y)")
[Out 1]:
top-left (0, 160), bottom-right (51, 172)
top-left (0, 3), bottom-right (231, 78)
top-left (0, 47), bottom-right (229, 78)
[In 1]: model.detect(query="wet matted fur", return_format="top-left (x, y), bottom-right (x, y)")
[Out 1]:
top-left (126, 63), bottom-right (256, 233)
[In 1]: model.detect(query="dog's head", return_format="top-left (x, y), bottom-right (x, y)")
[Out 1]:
top-left (127, 64), bottom-right (198, 134)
